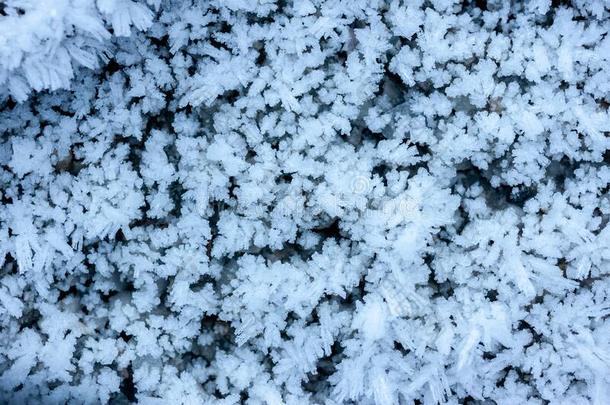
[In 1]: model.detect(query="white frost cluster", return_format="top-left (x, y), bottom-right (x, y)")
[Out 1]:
top-left (0, 0), bottom-right (157, 101)
top-left (1, 0), bottom-right (610, 403)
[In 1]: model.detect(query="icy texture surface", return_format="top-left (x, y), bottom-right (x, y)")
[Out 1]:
top-left (1, 0), bottom-right (610, 403)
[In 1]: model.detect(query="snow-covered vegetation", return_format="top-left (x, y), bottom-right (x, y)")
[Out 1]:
top-left (1, 0), bottom-right (610, 403)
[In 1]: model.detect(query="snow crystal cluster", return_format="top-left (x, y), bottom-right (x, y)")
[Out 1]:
top-left (1, 0), bottom-right (610, 403)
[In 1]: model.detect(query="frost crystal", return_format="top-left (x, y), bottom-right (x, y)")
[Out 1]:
top-left (1, 0), bottom-right (610, 403)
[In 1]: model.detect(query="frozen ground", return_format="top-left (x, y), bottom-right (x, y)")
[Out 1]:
top-left (1, 0), bottom-right (610, 403)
